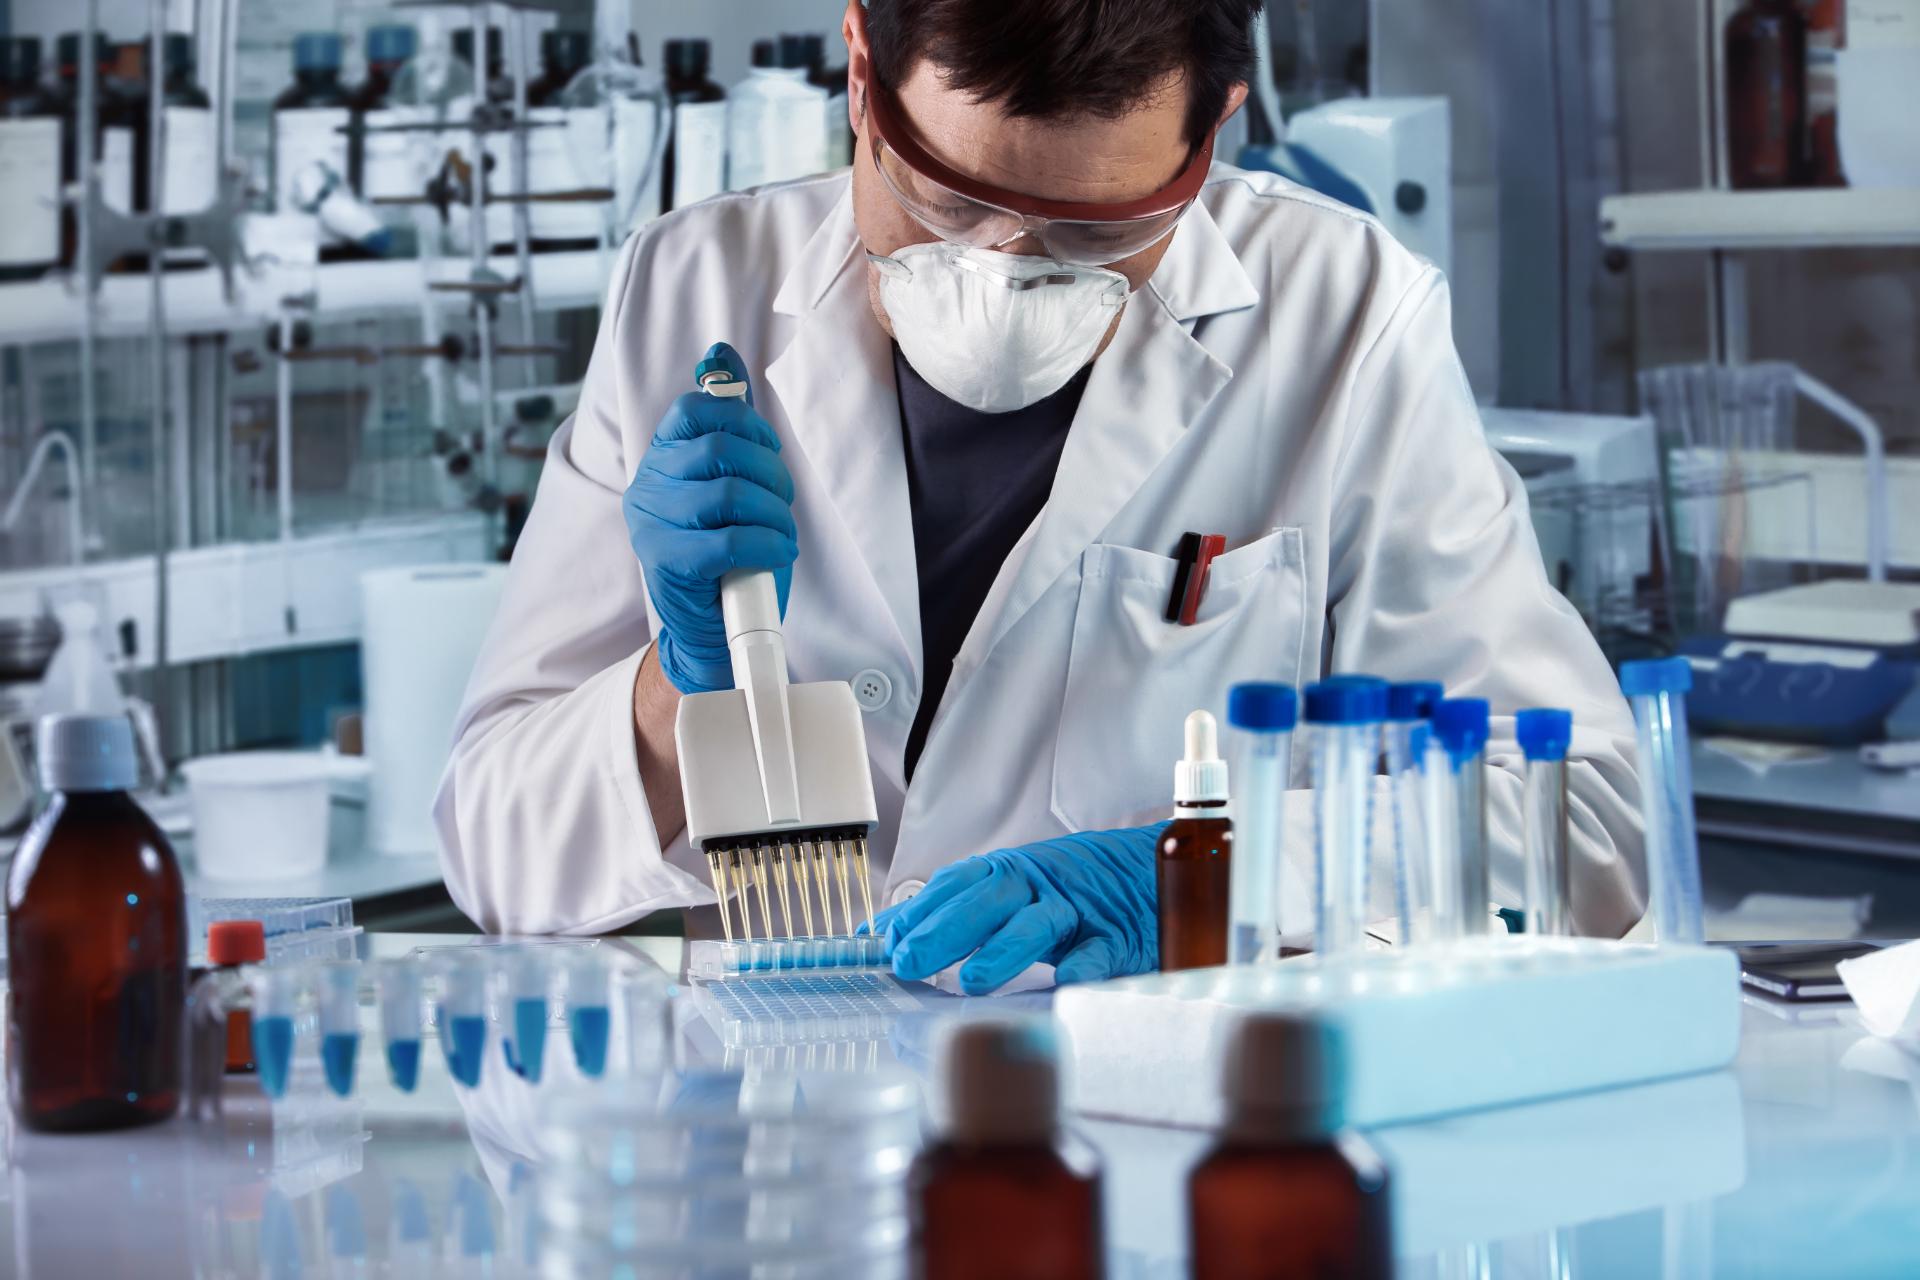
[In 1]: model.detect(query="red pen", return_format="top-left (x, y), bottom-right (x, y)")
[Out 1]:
top-left (1165, 532), bottom-right (1226, 625)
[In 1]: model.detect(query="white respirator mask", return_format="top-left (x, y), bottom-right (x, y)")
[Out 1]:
top-left (868, 243), bottom-right (1130, 414)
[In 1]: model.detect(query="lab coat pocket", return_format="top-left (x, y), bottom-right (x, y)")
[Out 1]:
top-left (1051, 528), bottom-right (1308, 833)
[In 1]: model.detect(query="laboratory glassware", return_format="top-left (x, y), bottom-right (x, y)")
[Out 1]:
top-left (317, 963), bottom-right (362, 1097)
top-left (52, 32), bottom-right (135, 261)
top-left (1425, 698), bottom-right (1491, 942)
top-left (726, 39), bottom-right (828, 192)
top-left (250, 965), bottom-right (303, 1100)
top-left (1384, 681), bottom-right (1442, 943)
top-left (1160, 708), bottom-right (1233, 971)
top-left (1620, 657), bottom-right (1705, 944)
top-left (1516, 708), bottom-right (1574, 937)
top-left (6, 714), bottom-right (186, 1131)
top-left (660, 38), bottom-right (727, 212)
top-left (434, 951), bottom-right (490, 1088)
top-left (525, 30), bottom-right (599, 252)
top-left (1188, 1014), bottom-right (1392, 1280)
top-left (271, 34), bottom-right (351, 233)
top-left (914, 1018), bottom-right (1103, 1280)
top-left (1304, 676), bottom-right (1388, 960)
top-left (1726, 0), bottom-right (1808, 189)
top-left (181, 919), bottom-right (265, 1121)
top-left (537, 1068), bottom-right (920, 1274)
top-left (558, 1), bottom-right (668, 235)
top-left (379, 959), bottom-right (424, 1092)
top-left (1225, 682), bottom-right (1296, 965)
top-left (507, 946), bottom-right (552, 1083)
top-left (0, 36), bottom-right (62, 281)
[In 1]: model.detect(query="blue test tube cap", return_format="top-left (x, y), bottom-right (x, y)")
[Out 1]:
top-left (293, 32), bottom-right (344, 71)
top-left (1387, 681), bottom-right (1445, 721)
top-left (1302, 675), bottom-right (1389, 725)
top-left (1431, 697), bottom-right (1490, 759)
top-left (1515, 708), bottom-right (1573, 762)
top-left (1619, 656), bottom-right (1693, 698)
top-left (365, 25), bottom-right (418, 65)
top-left (1228, 682), bottom-right (1298, 732)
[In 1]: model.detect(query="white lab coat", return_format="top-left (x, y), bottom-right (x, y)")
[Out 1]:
top-left (435, 165), bottom-right (1647, 940)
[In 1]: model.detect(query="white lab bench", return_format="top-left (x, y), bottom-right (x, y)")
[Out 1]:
top-left (2, 932), bottom-right (1917, 1278)
top-left (1691, 740), bottom-right (1920, 941)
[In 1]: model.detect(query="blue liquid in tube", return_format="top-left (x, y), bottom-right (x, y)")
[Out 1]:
top-left (570, 1005), bottom-right (611, 1078)
top-left (513, 998), bottom-right (548, 1083)
top-left (321, 1032), bottom-right (359, 1097)
top-left (445, 1014), bottom-right (487, 1088)
top-left (253, 1014), bottom-right (295, 1098)
top-left (386, 1039), bottom-right (421, 1092)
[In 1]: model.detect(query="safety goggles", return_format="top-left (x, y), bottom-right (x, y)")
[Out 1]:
top-left (865, 79), bottom-right (1212, 267)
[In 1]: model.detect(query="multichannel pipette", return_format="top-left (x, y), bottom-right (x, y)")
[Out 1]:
top-left (675, 356), bottom-right (882, 946)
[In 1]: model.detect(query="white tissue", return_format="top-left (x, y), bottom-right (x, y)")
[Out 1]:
top-left (1838, 939), bottom-right (1920, 1042)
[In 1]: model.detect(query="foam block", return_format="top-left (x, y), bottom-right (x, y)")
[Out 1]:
top-left (1055, 938), bottom-right (1740, 1129)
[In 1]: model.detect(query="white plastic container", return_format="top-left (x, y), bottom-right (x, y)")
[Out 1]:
top-left (182, 752), bottom-right (343, 881)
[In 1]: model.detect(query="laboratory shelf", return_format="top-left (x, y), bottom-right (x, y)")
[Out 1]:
top-left (0, 248), bottom-right (618, 346)
top-left (1600, 188), bottom-right (1920, 253)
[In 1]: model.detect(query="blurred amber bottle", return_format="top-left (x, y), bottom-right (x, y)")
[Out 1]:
top-left (1189, 1014), bottom-right (1393, 1280)
top-left (1726, 0), bottom-right (1809, 188)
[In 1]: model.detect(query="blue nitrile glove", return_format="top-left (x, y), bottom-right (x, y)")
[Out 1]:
top-left (866, 825), bottom-right (1165, 996)
top-left (623, 342), bottom-right (798, 695)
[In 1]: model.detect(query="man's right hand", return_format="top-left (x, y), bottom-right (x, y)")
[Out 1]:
top-left (623, 342), bottom-right (798, 696)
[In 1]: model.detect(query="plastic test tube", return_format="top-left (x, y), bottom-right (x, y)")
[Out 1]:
top-left (1304, 677), bottom-right (1388, 960)
top-left (1384, 682), bottom-right (1444, 943)
top-left (317, 963), bottom-right (362, 1098)
top-left (435, 954), bottom-right (489, 1089)
top-left (565, 949), bottom-right (612, 1079)
top-left (1516, 708), bottom-right (1574, 938)
top-left (1225, 682), bottom-right (1298, 965)
top-left (1620, 657), bottom-right (1704, 945)
top-left (509, 949), bottom-right (551, 1084)
top-left (379, 961), bottom-right (424, 1093)
top-left (251, 967), bottom-right (303, 1100)
top-left (1426, 698), bottom-right (1491, 942)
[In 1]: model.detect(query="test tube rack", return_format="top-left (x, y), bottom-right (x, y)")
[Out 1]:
top-left (1054, 938), bottom-right (1740, 1130)
top-left (214, 939), bottom-right (669, 1110)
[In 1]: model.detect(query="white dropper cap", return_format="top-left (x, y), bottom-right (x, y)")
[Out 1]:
top-left (1174, 708), bottom-right (1229, 805)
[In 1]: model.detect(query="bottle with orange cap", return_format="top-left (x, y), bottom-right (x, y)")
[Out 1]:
top-left (182, 919), bottom-right (265, 1120)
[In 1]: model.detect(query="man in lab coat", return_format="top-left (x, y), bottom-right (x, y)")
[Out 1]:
top-left (436, 0), bottom-right (1645, 987)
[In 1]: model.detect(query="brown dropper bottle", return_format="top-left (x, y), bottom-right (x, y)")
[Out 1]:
top-left (1159, 709), bottom-right (1231, 971)
top-left (911, 1017), bottom-right (1105, 1280)
top-left (1189, 1013), bottom-right (1393, 1280)
top-left (6, 714), bottom-right (187, 1132)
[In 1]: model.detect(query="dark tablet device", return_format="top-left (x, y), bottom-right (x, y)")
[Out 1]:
top-left (1736, 942), bottom-right (1881, 1002)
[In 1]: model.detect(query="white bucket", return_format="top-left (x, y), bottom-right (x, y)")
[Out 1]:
top-left (181, 752), bottom-right (351, 882)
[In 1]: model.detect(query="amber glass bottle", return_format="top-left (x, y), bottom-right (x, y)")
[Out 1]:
top-left (912, 1018), bottom-right (1104, 1280)
top-left (7, 715), bottom-right (187, 1132)
top-left (1726, 0), bottom-right (1808, 188)
top-left (1189, 1014), bottom-right (1393, 1280)
top-left (1159, 708), bottom-right (1231, 971)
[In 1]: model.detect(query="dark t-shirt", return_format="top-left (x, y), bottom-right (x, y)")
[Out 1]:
top-left (894, 344), bottom-right (1090, 779)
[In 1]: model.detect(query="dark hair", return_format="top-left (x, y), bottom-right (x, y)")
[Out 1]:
top-left (866, 0), bottom-right (1264, 150)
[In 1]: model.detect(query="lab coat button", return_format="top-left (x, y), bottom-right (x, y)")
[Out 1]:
top-left (889, 879), bottom-right (924, 907)
top-left (852, 668), bottom-right (892, 711)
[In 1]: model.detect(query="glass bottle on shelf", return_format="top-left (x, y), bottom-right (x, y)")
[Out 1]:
top-left (1726, 0), bottom-right (1808, 189)
top-left (51, 31), bottom-right (137, 260)
top-left (526, 29), bottom-right (599, 252)
top-left (351, 24), bottom-right (422, 257)
top-left (0, 36), bottom-right (63, 281)
top-left (558, 5), bottom-right (666, 240)
top-left (660, 38), bottom-right (726, 214)
top-left (273, 33), bottom-right (355, 258)
top-left (389, 14), bottom-right (478, 258)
